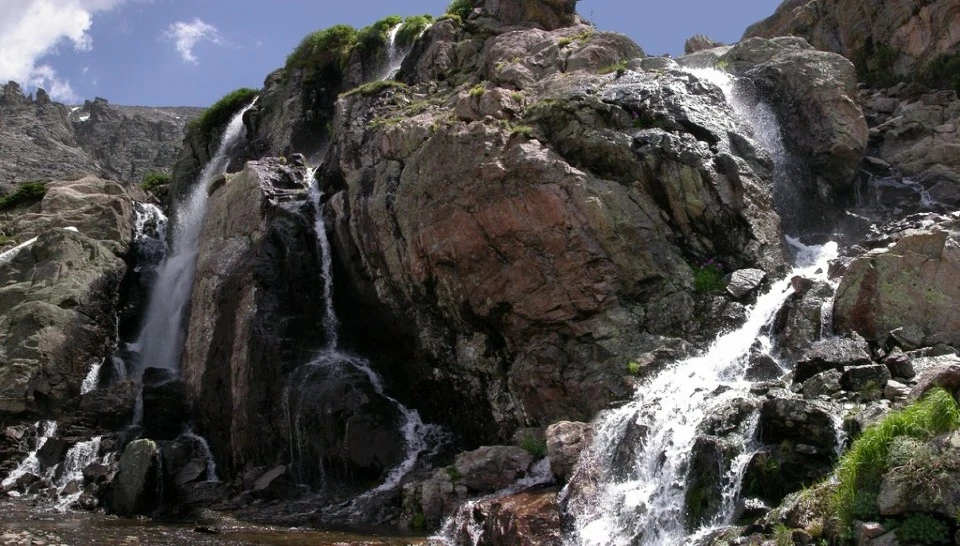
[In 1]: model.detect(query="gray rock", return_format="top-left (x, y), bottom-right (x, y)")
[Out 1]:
top-left (726, 268), bottom-right (767, 299)
top-left (545, 421), bottom-right (593, 482)
top-left (250, 465), bottom-right (296, 500)
top-left (802, 369), bottom-right (842, 399)
top-left (759, 397), bottom-right (837, 452)
top-left (111, 439), bottom-right (160, 515)
top-left (794, 336), bottom-right (873, 383)
top-left (908, 356), bottom-right (960, 401)
top-left (883, 347), bottom-right (916, 379)
top-left (454, 446), bottom-right (534, 493)
top-left (884, 380), bottom-right (909, 402)
top-left (841, 364), bottom-right (892, 393)
top-left (684, 34), bottom-right (722, 55)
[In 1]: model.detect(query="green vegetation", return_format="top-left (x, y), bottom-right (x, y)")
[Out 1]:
top-left (895, 514), bottom-right (950, 545)
top-left (832, 387), bottom-right (960, 527)
top-left (692, 259), bottom-right (725, 294)
top-left (356, 15), bottom-right (402, 53)
top-left (557, 28), bottom-right (595, 48)
top-left (445, 0), bottom-right (474, 21)
top-left (396, 15), bottom-right (433, 49)
top-left (468, 83), bottom-right (485, 98)
top-left (0, 181), bottom-right (47, 211)
top-left (140, 171), bottom-right (171, 192)
top-left (520, 435), bottom-right (547, 458)
top-left (773, 524), bottom-right (793, 546)
top-left (599, 59), bottom-right (629, 77)
top-left (410, 512), bottom-right (427, 530)
top-left (285, 24), bottom-right (359, 72)
top-left (190, 88), bottom-right (258, 137)
top-left (0, 234), bottom-right (13, 246)
top-left (715, 59), bottom-right (730, 71)
top-left (627, 360), bottom-right (641, 376)
top-left (918, 52), bottom-right (960, 93)
top-left (855, 39), bottom-right (902, 88)
top-left (341, 80), bottom-right (409, 98)
top-left (445, 465), bottom-right (462, 482)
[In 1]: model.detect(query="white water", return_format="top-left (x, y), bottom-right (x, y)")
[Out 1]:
top-left (0, 236), bottom-right (39, 266)
top-left (54, 436), bottom-right (103, 510)
top-left (135, 99), bottom-right (256, 373)
top-left (283, 173), bottom-right (446, 503)
top-left (381, 22), bottom-right (426, 80)
top-left (567, 241), bottom-right (838, 546)
top-left (1, 421), bottom-right (57, 489)
top-left (80, 358), bottom-right (103, 394)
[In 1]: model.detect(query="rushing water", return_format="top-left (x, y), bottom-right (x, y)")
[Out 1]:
top-left (566, 240), bottom-right (838, 546)
top-left (135, 100), bottom-right (256, 374)
top-left (1, 422), bottom-right (57, 490)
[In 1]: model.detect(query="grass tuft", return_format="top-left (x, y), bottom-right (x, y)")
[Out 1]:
top-left (189, 88), bottom-right (258, 137)
top-left (0, 181), bottom-right (47, 211)
top-left (396, 15), bottom-right (433, 49)
top-left (285, 24), bottom-right (359, 73)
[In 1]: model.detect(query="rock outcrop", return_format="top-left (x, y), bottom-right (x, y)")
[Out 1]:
top-left (0, 82), bottom-right (201, 190)
top-left (743, 0), bottom-right (960, 80)
top-left (0, 177), bottom-right (135, 417)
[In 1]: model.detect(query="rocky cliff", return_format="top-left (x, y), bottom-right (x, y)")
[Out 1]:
top-left (0, 82), bottom-right (202, 192)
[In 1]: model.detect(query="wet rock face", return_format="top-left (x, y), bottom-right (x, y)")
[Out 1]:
top-left (833, 215), bottom-right (960, 348)
top-left (743, 0), bottom-right (960, 78)
top-left (325, 22), bottom-right (788, 443)
top-left (181, 159), bottom-right (326, 479)
top-left (0, 177), bottom-right (134, 418)
top-left (110, 439), bottom-right (160, 515)
top-left (455, 487), bottom-right (563, 546)
top-left (720, 37), bottom-right (869, 235)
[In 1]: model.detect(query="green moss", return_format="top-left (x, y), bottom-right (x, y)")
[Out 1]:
top-left (410, 512), bottom-right (427, 530)
top-left (0, 181), bottom-right (47, 211)
top-left (832, 387), bottom-right (960, 528)
top-left (445, 465), bottom-right (462, 481)
top-left (189, 88), bottom-right (258, 137)
top-left (396, 15), bottom-right (433, 49)
top-left (341, 80), bottom-right (409, 98)
top-left (468, 83), bottom-right (485, 97)
top-left (285, 24), bottom-right (359, 73)
top-left (895, 514), bottom-right (950, 545)
top-left (356, 15), bottom-right (402, 54)
top-left (692, 260), bottom-right (724, 294)
top-left (445, 0), bottom-right (474, 21)
top-left (140, 171), bottom-right (171, 192)
top-left (520, 435), bottom-right (547, 458)
top-left (599, 59), bottom-right (629, 77)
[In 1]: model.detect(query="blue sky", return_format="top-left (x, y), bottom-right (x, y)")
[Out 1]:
top-left (0, 1), bottom-right (782, 107)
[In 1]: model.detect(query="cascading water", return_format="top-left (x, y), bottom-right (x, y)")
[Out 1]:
top-left (566, 240), bottom-right (839, 546)
top-left (134, 99), bottom-right (256, 374)
top-left (283, 172), bottom-right (446, 509)
top-left (1, 421), bottom-right (57, 490)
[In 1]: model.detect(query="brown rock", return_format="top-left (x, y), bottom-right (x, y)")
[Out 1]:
top-left (545, 421), bottom-right (593, 482)
top-left (455, 488), bottom-right (562, 545)
top-left (454, 446), bottom-right (534, 493)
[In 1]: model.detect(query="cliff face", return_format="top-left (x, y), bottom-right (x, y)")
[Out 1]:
top-left (743, 0), bottom-right (960, 82)
top-left (0, 82), bottom-right (202, 191)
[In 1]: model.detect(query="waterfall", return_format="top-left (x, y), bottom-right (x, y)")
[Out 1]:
top-left (282, 173), bottom-right (446, 504)
top-left (0, 236), bottom-right (39, 265)
top-left (1, 421), bottom-right (58, 489)
top-left (53, 436), bottom-right (104, 510)
top-left (80, 358), bottom-right (104, 394)
top-left (566, 241), bottom-right (838, 546)
top-left (134, 100), bottom-right (256, 374)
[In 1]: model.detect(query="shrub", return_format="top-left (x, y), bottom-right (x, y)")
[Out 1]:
top-left (0, 181), bottom-right (47, 211)
top-left (917, 52), bottom-right (960, 93)
top-left (627, 360), bottom-right (641, 376)
top-left (599, 59), bottom-right (629, 77)
top-left (693, 259), bottom-right (725, 294)
top-left (445, 0), bottom-right (474, 21)
top-left (468, 83), bottom-right (485, 97)
top-left (832, 387), bottom-right (960, 527)
top-left (396, 15), bottom-right (433, 49)
top-left (356, 15), bottom-right (402, 54)
top-left (190, 88), bottom-right (258, 137)
top-left (521, 435), bottom-right (547, 458)
top-left (285, 24), bottom-right (359, 72)
top-left (895, 514), bottom-right (950, 545)
top-left (410, 512), bottom-right (427, 530)
top-left (340, 80), bottom-right (409, 99)
top-left (140, 172), bottom-right (171, 192)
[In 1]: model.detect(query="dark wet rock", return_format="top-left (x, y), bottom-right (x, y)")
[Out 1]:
top-left (401, 469), bottom-right (468, 529)
top-left (841, 364), bottom-right (891, 393)
top-left (454, 446), bottom-right (534, 493)
top-left (455, 487), bottom-right (563, 546)
top-left (801, 369), bottom-right (842, 399)
top-left (609, 419), bottom-right (649, 482)
top-left (111, 439), bottom-right (160, 515)
top-left (545, 421), bottom-right (593, 482)
top-left (141, 368), bottom-right (188, 441)
top-left (746, 351), bottom-right (783, 382)
top-left (773, 280), bottom-right (834, 359)
top-left (700, 398), bottom-right (760, 436)
top-left (726, 268), bottom-right (767, 299)
top-left (62, 380), bottom-right (138, 434)
top-left (793, 336), bottom-right (872, 383)
top-left (843, 401), bottom-right (891, 440)
top-left (758, 398), bottom-right (837, 452)
top-left (883, 347), bottom-right (916, 379)
top-left (685, 436), bottom-right (729, 528)
top-left (250, 465), bottom-right (297, 501)
top-left (35, 438), bottom-right (68, 473)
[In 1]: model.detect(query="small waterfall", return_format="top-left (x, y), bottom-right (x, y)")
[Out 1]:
top-left (1, 421), bottom-right (58, 489)
top-left (53, 436), bottom-right (103, 510)
top-left (135, 99), bottom-right (256, 374)
top-left (566, 242), bottom-right (838, 545)
top-left (283, 173), bottom-right (446, 506)
top-left (383, 25), bottom-right (405, 80)
top-left (0, 236), bottom-right (39, 265)
top-left (80, 358), bottom-right (104, 394)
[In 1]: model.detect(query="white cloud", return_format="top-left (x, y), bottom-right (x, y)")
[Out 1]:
top-left (0, 0), bottom-right (125, 102)
top-left (164, 18), bottom-right (221, 65)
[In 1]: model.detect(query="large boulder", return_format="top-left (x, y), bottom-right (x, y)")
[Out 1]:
top-left (834, 217), bottom-right (960, 348)
top-left (0, 177), bottom-right (134, 417)
top-left (545, 421), bottom-right (593, 482)
top-left (454, 446), bottom-right (535, 493)
top-left (454, 488), bottom-right (563, 546)
top-left (110, 439), bottom-right (160, 515)
top-left (180, 159), bottom-right (327, 479)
